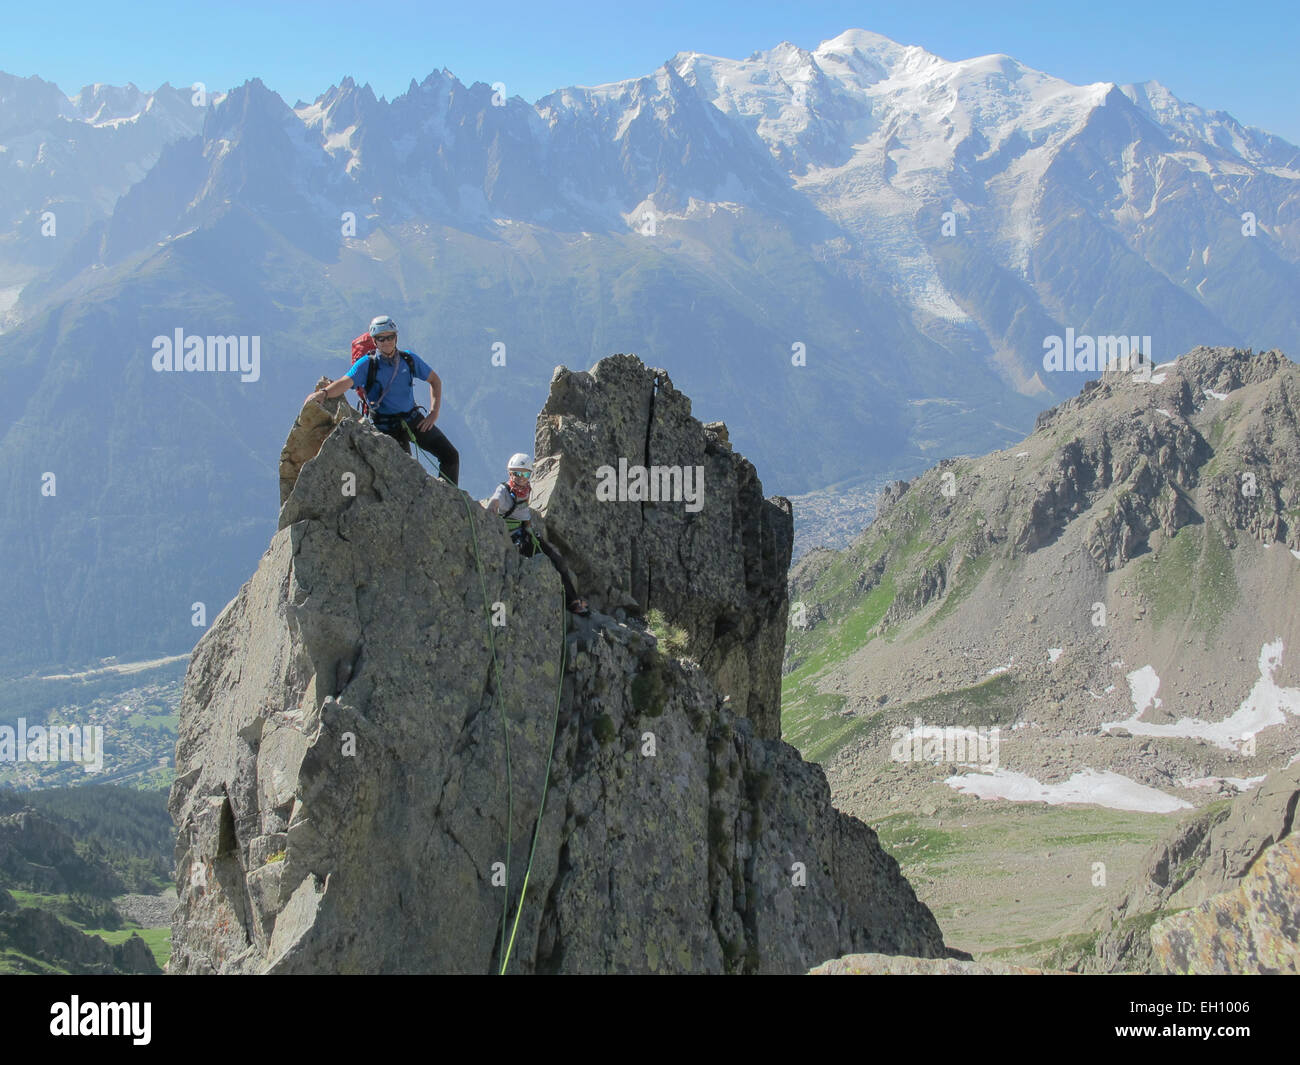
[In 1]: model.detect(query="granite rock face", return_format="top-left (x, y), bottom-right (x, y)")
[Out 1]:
top-left (1151, 833), bottom-right (1300, 974)
top-left (532, 355), bottom-right (792, 741)
top-left (278, 377), bottom-right (348, 506)
top-left (168, 360), bottom-right (950, 973)
top-left (1091, 760), bottom-right (1300, 973)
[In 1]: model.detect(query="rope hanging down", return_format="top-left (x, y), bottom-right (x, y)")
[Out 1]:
top-left (499, 587), bottom-right (566, 974)
top-left (409, 436), bottom-right (567, 974)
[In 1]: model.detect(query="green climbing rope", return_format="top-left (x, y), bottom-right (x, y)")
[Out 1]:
top-left (407, 434), bottom-right (515, 967)
top-left (408, 439), bottom-right (567, 974)
top-left (499, 587), bottom-right (567, 974)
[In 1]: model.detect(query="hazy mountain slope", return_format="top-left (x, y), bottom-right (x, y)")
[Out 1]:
top-left (782, 346), bottom-right (1300, 958)
top-left (786, 346), bottom-right (1300, 776)
top-left (2, 31), bottom-right (1298, 670)
top-left (0, 84), bottom-right (1037, 669)
top-left (0, 74), bottom-right (206, 316)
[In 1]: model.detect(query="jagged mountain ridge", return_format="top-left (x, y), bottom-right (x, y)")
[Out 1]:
top-left (11, 32), bottom-right (1297, 359)
top-left (2, 29), bottom-right (1298, 673)
top-left (783, 345), bottom-right (1300, 959)
top-left (169, 355), bottom-right (952, 973)
top-left (786, 346), bottom-right (1300, 779)
top-left (0, 73), bottom-right (207, 309)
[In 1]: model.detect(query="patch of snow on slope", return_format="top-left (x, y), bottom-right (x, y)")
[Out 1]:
top-left (946, 768), bottom-right (1190, 812)
top-left (324, 123), bottom-right (357, 153)
top-left (1127, 665), bottom-right (1162, 714)
top-left (1103, 640), bottom-right (1300, 751)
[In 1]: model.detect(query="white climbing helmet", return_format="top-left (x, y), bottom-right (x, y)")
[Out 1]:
top-left (368, 315), bottom-right (398, 337)
top-left (507, 453), bottom-right (533, 473)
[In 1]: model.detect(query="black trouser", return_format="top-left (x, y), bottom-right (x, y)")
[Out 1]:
top-left (375, 409), bottom-right (459, 485)
top-left (514, 525), bottom-right (581, 608)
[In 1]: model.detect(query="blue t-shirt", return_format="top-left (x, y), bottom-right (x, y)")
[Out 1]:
top-left (347, 350), bottom-right (434, 415)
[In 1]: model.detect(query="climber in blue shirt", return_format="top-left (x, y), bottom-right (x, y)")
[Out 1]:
top-left (307, 315), bottom-right (460, 484)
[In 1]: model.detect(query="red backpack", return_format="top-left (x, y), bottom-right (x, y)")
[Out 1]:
top-left (349, 332), bottom-right (377, 412)
top-left (351, 332), bottom-right (376, 360)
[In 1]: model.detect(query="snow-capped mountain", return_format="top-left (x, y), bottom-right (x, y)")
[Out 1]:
top-left (665, 30), bottom-right (1298, 389)
top-left (0, 30), bottom-right (1296, 669)
top-left (0, 73), bottom-right (208, 323)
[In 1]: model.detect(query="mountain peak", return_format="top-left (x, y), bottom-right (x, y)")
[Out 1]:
top-left (821, 28), bottom-right (944, 65)
top-left (816, 27), bottom-right (911, 59)
top-left (168, 355), bottom-right (954, 973)
top-left (810, 27), bottom-right (942, 87)
top-left (746, 39), bottom-right (814, 64)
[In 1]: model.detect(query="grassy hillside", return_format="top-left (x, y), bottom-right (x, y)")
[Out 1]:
top-left (781, 348), bottom-right (1300, 965)
top-left (0, 784), bottom-right (172, 973)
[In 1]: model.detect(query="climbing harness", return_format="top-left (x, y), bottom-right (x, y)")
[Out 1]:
top-left (506, 519), bottom-right (542, 557)
top-left (499, 483), bottom-right (525, 519)
top-left (351, 349), bottom-right (417, 420)
top-left (499, 482), bottom-right (541, 556)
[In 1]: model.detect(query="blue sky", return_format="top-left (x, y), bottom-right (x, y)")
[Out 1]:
top-left (4, 0), bottom-right (1297, 142)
